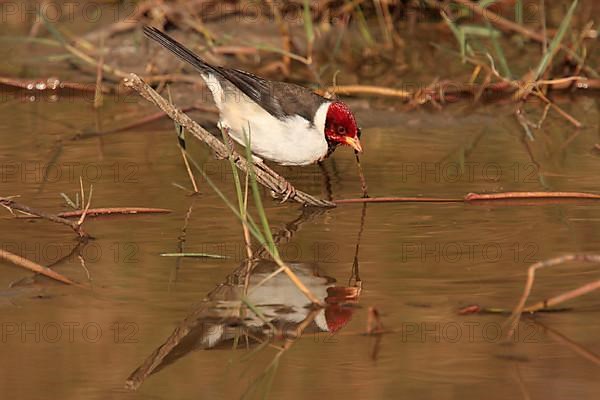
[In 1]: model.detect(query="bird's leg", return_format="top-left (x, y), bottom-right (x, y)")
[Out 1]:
top-left (225, 135), bottom-right (235, 152)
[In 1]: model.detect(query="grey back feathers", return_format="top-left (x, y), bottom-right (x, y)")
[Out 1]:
top-left (144, 26), bottom-right (326, 123)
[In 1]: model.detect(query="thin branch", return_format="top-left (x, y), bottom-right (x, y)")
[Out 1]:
top-left (0, 197), bottom-right (88, 238)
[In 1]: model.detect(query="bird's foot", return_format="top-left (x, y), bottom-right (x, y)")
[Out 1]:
top-left (270, 181), bottom-right (296, 203)
top-left (280, 181), bottom-right (297, 203)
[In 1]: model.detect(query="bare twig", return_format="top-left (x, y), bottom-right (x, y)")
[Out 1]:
top-left (0, 197), bottom-right (88, 238)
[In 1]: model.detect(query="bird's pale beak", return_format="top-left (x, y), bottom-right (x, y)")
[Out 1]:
top-left (341, 136), bottom-right (363, 153)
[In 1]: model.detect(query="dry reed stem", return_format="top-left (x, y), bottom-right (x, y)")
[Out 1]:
top-left (180, 147), bottom-right (200, 193)
top-left (523, 280), bottom-right (600, 313)
top-left (319, 84), bottom-right (411, 99)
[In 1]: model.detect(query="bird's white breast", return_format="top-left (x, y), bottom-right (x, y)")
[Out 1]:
top-left (203, 73), bottom-right (329, 166)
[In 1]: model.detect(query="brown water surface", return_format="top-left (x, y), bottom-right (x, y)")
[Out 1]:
top-left (1, 30), bottom-right (600, 400)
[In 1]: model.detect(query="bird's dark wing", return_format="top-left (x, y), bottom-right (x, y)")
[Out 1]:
top-left (219, 68), bottom-right (326, 122)
top-left (144, 26), bottom-right (326, 122)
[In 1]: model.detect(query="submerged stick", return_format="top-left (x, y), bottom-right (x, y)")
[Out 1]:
top-left (123, 73), bottom-right (334, 207)
top-left (0, 249), bottom-right (79, 286)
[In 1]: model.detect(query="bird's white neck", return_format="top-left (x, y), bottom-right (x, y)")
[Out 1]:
top-left (313, 101), bottom-right (331, 135)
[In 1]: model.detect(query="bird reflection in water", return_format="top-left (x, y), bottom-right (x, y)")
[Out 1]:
top-left (126, 206), bottom-right (367, 392)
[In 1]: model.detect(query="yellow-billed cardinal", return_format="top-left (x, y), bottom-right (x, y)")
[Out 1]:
top-left (144, 26), bottom-right (363, 166)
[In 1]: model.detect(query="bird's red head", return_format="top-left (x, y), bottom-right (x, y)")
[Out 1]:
top-left (324, 101), bottom-right (363, 153)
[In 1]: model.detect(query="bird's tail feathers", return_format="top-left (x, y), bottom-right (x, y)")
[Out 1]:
top-left (143, 26), bottom-right (217, 75)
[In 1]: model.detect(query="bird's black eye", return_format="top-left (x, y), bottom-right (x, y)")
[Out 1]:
top-left (337, 126), bottom-right (346, 135)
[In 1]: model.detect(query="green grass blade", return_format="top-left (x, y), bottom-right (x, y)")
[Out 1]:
top-left (242, 128), bottom-right (279, 258)
top-left (353, 2), bottom-right (374, 46)
top-left (534, 0), bottom-right (578, 80)
top-left (515, 0), bottom-right (523, 25)
top-left (485, 22), bottom-right (512, 78)
top-left (479, 0), bottom-right (500, 7)
top-left (441, 11), bottom-right (470, 61)
top-left (302, 0), bottom-right (314, 45)
top-left (220, 129), bottom-right (246, 217)
top-left (60, 193), bottom-right (79, 209)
